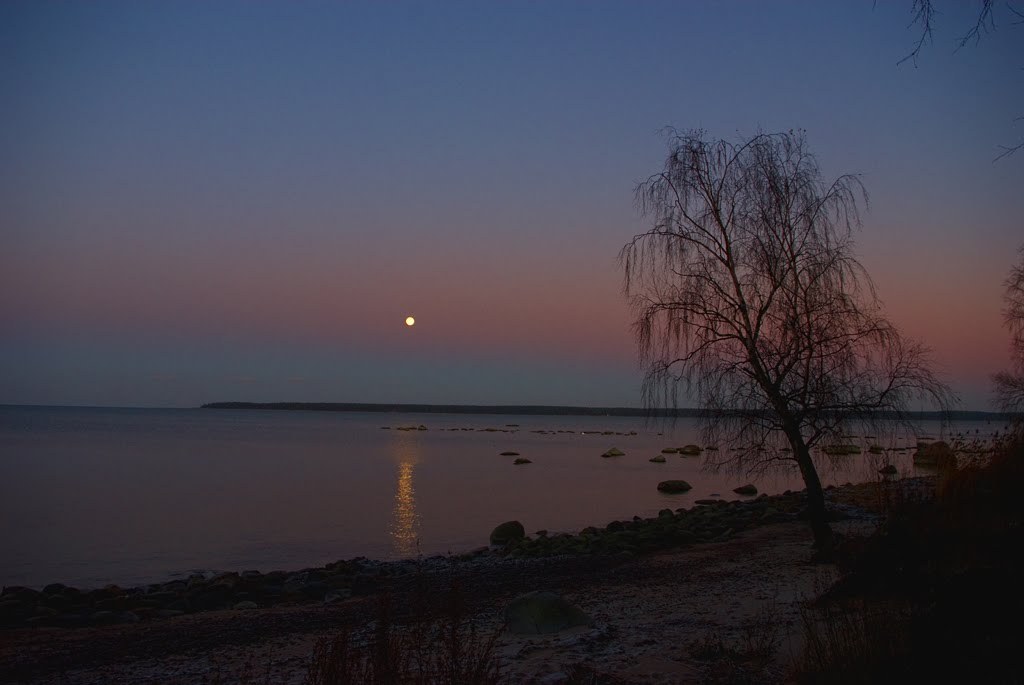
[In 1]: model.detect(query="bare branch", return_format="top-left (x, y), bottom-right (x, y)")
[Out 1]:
top-left (955, 0), bottom-right (995, 49)
top-left (898, 0), bottom-right (938, 66)
top-left (994, 140), bottom-right (1024, 161)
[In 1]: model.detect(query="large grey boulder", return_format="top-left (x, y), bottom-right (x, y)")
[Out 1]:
top-left (505, 591), bottom-right (592, 635)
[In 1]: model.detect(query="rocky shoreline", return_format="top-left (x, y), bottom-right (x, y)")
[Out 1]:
top-left (0, 477), bottom-right (929, 634)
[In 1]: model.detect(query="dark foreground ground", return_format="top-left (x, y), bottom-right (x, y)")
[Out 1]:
top-left (5, 453), bottom-right (1022, 685)
top-left (2, 477), bottom-right (930, 685)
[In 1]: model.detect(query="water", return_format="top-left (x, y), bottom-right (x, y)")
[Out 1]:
top-left (0, 405), bottom-right (998, 589)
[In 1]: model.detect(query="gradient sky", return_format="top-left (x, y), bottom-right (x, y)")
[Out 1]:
top-left (2, 1), bottom-right (1022, 409)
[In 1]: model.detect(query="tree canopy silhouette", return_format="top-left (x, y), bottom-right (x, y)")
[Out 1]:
top-left (621, 130), bottom-right (951, 551)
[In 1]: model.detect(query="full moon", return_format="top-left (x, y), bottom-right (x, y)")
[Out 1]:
top-left (405, 316), bottom-right (415, 327)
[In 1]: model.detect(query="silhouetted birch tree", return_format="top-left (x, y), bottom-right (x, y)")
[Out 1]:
top-left (621, 130), bottom-right (951, 552)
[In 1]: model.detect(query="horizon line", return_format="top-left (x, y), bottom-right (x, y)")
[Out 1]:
top-left (0, 402), bottom-right (1012, 420)
top-left (201, 402), bottom-right (1010, 420)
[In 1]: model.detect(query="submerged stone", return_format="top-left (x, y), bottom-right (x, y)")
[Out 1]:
top-left (823, 444), bottom-right (861, 456)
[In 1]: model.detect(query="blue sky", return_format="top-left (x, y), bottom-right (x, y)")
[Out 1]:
top-left (2, 1), bottom-right (1022, 408)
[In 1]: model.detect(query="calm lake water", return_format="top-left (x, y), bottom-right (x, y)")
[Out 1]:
top-left (0, 405), bottom-right (998, 589)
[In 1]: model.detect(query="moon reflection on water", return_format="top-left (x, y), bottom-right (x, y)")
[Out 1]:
top-left (389, 435), bottom-right (421, 557)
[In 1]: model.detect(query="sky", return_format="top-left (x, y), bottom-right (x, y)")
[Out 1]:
top-left (1, 1), bottom-right (1021, 410)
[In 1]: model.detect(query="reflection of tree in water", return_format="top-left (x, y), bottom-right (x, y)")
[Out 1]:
top-left (389, 437), bottom-right (421, 557)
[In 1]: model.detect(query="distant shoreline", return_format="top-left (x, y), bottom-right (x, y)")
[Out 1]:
top-left (201, 401), bottom-right (671, 417)
top-left (199, 402), bottom-right (1010, 422)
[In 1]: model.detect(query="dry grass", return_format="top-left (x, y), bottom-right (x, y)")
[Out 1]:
top-left (796, 600), bottom-right (910, 685)
top-left (685, 595), bottom-right (784, 685)
top-left (795, 435), bottom-right (1024, 684)
top-left (305, 581), bottom-right (505, 685)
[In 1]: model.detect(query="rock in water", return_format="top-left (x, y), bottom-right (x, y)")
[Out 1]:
top-left (505, 591), bottom-right (592, 635)
top-left (513, 457), bottom-right (532, 465)
top-left (649, 455), bottom-right (667, 463)
top-left (678, 445), bottom-right (702, 456)
top-left (490, 520), bottom-right (526, 546)
top-left (823, 444), bottom-right (861, 456)
top-left (601, 447), bottom-right (625, 457)
top-left (733, 484), bottom-right (758, 495)
top-left (657, 480), bottom-right (692, 493)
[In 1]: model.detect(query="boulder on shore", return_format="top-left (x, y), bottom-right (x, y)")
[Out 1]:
top-left (490, 520), bottom-right (526, 546)
top-left (504, 591), bottom-right (592, 635)
top-left (733, 484), bottom-right (758, 496)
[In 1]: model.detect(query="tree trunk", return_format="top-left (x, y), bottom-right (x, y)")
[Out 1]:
top-left (783, 425), bottom-right (833, 554)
